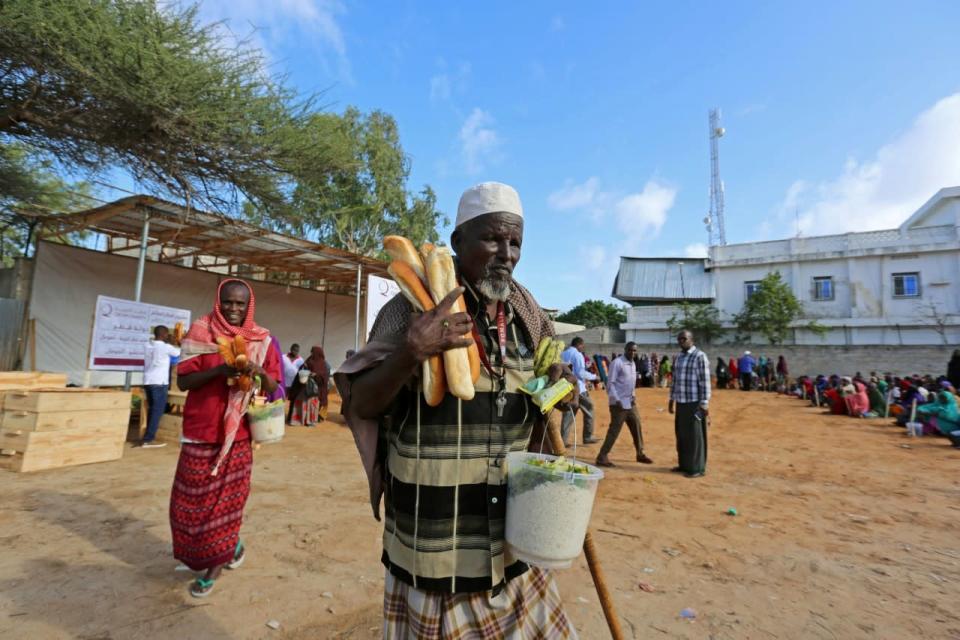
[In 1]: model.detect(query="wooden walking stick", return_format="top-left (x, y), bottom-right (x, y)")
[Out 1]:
top-left (544, 409), bottom-right (625, 640)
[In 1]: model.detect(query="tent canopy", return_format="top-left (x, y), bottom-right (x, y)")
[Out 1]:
top-left (27, 195), bottom-right (387, 293)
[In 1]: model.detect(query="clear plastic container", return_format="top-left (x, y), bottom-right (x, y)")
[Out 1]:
top-left (504, 452), bottom-right (604, 569)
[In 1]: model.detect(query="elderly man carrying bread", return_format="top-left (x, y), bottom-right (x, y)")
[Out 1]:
top-left (336, 182), bottom-right (577, 638)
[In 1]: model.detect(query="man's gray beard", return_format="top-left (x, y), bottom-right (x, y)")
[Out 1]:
top-left (478, 277), bottom-right (511, 302)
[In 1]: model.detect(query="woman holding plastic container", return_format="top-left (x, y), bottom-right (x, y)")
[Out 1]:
top-left (171, 279), bottom-right (281, 598)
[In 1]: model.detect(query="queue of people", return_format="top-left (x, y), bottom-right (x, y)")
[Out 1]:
top-left (785, 366), bottom-right (960, 447)
top-left (713, 351), bottom-right (790, 392)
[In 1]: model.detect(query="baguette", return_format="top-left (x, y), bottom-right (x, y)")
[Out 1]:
top-left (388, 260), bottom-right (445, 406)
top-left (425, 247), bottom-right (475, 401)
top-left (384, 236), bottom-right (426, 284)
top-left (419, 244), bottom-right (480, 382)
top-left (388, 262), bottom-right (433, 312)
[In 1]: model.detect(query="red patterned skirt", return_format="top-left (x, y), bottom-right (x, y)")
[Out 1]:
top-left (169, 439), bottom-right (252, 571)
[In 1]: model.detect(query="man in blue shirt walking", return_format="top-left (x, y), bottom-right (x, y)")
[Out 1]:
top-left (561, 337), bottom-right (598, 445)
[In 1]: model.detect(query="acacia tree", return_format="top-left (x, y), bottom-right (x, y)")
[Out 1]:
top-left (269, 108), bottom-right (446, 256)
top-left (666, 302), bottom-right (726, 344)
top-left (557, 300), bottom-right (627, 328)
top-left (0, 0), bottom-right (347, 213)
top-left (734, 271), bottom-right (824, 344)
top-left (0, 143), bottom-right (90, 266)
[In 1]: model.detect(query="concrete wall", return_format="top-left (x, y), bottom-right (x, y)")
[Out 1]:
top-left (576, 341), bottom-right (953, 379)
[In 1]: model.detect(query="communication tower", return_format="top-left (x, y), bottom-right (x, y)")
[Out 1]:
top-left (704, 108), bottom-right (727, 246)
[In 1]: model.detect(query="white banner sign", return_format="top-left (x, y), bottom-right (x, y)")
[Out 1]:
top-left (89, 295), bottom-right (191, 371)
top-left (366, 274), bottom-right (400, 339)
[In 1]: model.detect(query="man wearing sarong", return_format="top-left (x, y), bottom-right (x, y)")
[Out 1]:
top-left (669, 330), bottom-right (711, 478)
top-left (170, 279), bottom-right (282, 597)
top-left (336, 182), bottom-right (577, 639)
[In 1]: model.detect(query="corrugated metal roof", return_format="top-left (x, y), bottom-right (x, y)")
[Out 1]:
top-left (612, 257), bottom-right (714, 302)
top-left (21, 195), bottom-right (387, 293)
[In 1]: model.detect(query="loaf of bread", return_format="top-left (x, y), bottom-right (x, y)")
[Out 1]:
top-left (387, 261), bottom-right (446, 406)
top-left (384, 236), bottom-right (426, 283)
top-left (425, 247), bottom-right (475, 401)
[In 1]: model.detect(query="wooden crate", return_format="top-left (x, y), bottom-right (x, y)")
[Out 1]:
top-left (154, 414), bottom-right (183, 446)
top-left (4, 389), bottom-right (131, 413)
top-left (0, 438), bottom-right (125, 472)
top-left (138, 389), bottom-right (187, 441)
top-left (0, 372), bottom-right (68, 391)
top-left (0, 408), bottom-right (131, 432)
top-left (0, 422), bottom-right (128, 451)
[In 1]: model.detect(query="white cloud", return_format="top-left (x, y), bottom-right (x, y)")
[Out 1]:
top-left (198, 0), bottom-right (350, 82)
top-left (548, 177), bottom-right (601, 211)
top-left (430, 75), bottom-right (451, 102)
top-left (430, 62), bottom-right (471, 103)
top-left (777, 92), bottom-right (960, 235)
top-left (459, 108), bottom-right (500, 174)
top-left (736, 103), bottom-right (767, 117)
top-left (614, 180), bottom-right (677, 238)
top-left (579, 245), bottom-right (607, 270)
top-left (548, 177), bottom-right (677, 238)
top-left (684, 242), bottom-right (709, 258)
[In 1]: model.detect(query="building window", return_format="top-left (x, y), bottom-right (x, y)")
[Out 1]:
top-left (892, 272), bottom-right (920, 298)
top-left (744, 281), bottom-right (761, 299)
top-left (812, 276), bottom-right (834, 301)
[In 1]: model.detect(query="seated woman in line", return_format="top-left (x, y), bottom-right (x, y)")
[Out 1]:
top-left (916, 389), bottom-right (960, 437)
top-left (893, 383), bottom-right (927, 426)
top-left (842, 377), bottom-right (870, 418)
top-left (864, 381), bottom-right (887, 418)
top-left (823, 377), bottom-right (848, 415)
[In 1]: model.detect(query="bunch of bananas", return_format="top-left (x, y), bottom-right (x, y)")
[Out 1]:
top-left (217, 335), bottom-right (253, 391)
top-left (533, 337), bottom-right (565, 377)
top-left (172, 321), bottom-right (186, 346)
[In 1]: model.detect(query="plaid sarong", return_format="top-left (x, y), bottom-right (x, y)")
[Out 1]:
top-left (383, 567), bottom-right (577, 639)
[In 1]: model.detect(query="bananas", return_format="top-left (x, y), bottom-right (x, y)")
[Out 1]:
top-left (533, 337), bottom-right (565, 378)
top-left (216, 335), bottom-right (253, 390)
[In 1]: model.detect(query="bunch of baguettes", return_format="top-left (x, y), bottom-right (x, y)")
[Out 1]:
top-left (384, 236), bottom-right (481, 405)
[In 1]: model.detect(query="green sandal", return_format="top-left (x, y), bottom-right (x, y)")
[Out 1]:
top-left (226, 540), bottom-right (245, 570)
top-left (190, 577), bottom-right (216, 598)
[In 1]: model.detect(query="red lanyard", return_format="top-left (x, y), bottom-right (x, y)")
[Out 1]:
top-left (471, 302), bottom-right (507, 378)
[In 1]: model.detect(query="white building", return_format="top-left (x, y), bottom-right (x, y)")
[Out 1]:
top-left (617, 187), bottom-right (960, 346)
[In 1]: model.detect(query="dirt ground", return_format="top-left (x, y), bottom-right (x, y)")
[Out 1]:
top-left (2, 387), bottom-right (959, 639)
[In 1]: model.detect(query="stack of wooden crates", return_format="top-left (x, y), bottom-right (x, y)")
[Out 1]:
top-left (0, 373), bottom-right (132, 472)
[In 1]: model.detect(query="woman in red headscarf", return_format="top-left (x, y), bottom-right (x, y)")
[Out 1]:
top-left (288, 345), bottom-right (330, 425)
top-left (170, 279), bottom-right (282, 597)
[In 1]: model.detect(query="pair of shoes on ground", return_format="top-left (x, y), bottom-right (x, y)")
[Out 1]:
top-left (595, 453), bottom-right (654, 468)
top-left (671, 466), bottom-right (705, 478)
top-left (190, 541), bottom-right (245, 598)
top-left (141, 441), bottom-right (166, 449)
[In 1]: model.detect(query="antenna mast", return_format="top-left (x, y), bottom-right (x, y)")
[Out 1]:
top-left (705, 108), bottom-right (727, 246)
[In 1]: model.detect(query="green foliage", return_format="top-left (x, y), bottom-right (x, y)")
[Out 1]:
top-left (263, 108), bottom-right (446, 256)
top-left (557, 300), bottom-right (627, 328)
top-left (0, 0), bottom-right (347, 213)
top-left (665, 302), bottom-right (726, 344)
top-left (733, 271), bottom-right (822, 344)
top-left (0, 143), bottom-right (90, 266)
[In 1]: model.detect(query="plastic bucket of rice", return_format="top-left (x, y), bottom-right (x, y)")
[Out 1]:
top-left (504, 451), bottom-right (604, 569)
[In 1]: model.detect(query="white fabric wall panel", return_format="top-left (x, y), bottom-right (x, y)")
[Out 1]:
top-left (29, 242), bottom-right (363, 385)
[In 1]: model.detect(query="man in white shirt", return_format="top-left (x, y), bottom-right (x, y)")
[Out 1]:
top-left (282, 343), bottom-right (304, 395)
top-left (560, 337), bottom-right (599, 445)
top-left (141, 325), bottom-right (181, 448)
top-left (596, 341), bottom-right (653, 467)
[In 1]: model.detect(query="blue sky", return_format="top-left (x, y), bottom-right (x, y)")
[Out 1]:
top-left (121, 2), bottom-right (960, 310)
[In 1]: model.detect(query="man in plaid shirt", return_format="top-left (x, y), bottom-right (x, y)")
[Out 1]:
top-left (668, 330), bottom-right (711, 478)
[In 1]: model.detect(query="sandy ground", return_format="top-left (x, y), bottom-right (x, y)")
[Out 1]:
top-left (2, 388), bottom-right (960, 639)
